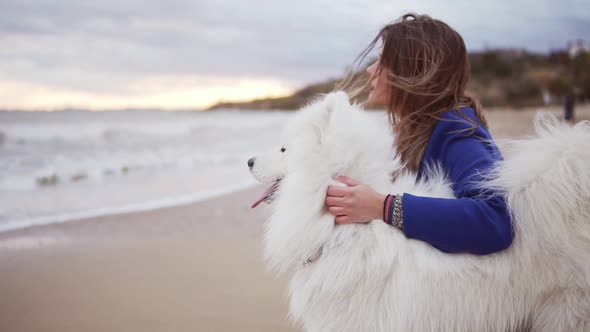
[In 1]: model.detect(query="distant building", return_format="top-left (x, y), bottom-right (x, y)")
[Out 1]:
top-left (568, 39), bottom-right (590, 58)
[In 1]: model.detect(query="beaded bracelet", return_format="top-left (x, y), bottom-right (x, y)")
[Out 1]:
top-left (383, 193), bottom-right (404, 231)
top-left (391, 194), bottom-right (404, 231)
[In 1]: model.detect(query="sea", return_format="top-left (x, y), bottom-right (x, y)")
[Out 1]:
top-left (0, 109), bottom-right (293, 232)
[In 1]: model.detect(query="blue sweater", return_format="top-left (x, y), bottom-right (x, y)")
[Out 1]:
top-left (401, 107), bottom-right (514, 255)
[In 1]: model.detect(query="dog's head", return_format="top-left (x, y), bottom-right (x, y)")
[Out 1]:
top-left (249, 91), bottom-right (399, 272)
top-left (248, 91), bottom-right (355, 208)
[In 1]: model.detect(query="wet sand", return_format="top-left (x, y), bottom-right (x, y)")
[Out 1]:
top-left (0, 187), bottom-right (299, 332)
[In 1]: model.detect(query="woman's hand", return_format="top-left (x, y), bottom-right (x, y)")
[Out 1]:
top-left (325, 176), bottom-right (386, 224)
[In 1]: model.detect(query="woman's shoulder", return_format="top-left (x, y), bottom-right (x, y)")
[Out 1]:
top-left (438, 107), bottom-right (483, 133)
top-left (420, 106), bottom-right (501, 178)
top-left (442, 106), bottom-right (476, 119)
top-left (429, 107), bottom-right (495, 148)
top-left (421, 107), bottom-right (503, 194)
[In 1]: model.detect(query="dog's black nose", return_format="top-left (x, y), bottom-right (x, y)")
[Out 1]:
top-left (247, 157), bottom-right (255, 168)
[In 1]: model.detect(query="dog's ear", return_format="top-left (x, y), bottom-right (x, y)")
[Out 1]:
top-left (324, 91), bottom-right (351, 114)
top-left (322, 91), bottom-right (351, 127)
top-left (316, 91), bottom-right (351, 144)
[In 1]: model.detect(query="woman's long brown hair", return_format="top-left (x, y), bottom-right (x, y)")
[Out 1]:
top-left (338, 13), bottom-right (488, 173)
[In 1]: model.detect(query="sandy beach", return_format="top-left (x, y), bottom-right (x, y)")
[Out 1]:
top-left (0, 186), bottom-right (299, 332)
top-left (0, 105), bottom-right (588, 332)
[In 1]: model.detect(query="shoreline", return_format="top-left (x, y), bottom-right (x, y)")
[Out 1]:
top-left (0, 184), bottom-right (269, 240)
top-left (0, 179), bottom-right (259, 233)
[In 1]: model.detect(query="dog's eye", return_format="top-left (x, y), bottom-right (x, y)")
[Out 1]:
top-left (280, 147), bottom-right (286, 152)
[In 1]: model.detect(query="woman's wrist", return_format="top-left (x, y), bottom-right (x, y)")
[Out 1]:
top-left (382, 193), bottom-right (404, 231)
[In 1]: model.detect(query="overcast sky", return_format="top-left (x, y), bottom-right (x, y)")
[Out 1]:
top-left (1, 0), bottom-right (589, 110)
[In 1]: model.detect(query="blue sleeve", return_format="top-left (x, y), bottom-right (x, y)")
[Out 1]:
top-left (401, 118), bottom-right (514, 255)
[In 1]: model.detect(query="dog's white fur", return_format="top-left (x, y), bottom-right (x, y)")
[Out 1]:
top-left (249, 92), bottom-right (590, 332)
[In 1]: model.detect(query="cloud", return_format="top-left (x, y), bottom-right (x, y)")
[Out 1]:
top-left (0, 76), bottom-right (292, 110)
top-left (0, 0), bottom-right (588, 109)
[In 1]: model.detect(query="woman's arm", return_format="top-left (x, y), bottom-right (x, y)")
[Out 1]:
top-left (401, 194), bottom-right (513, 254)
top-left (326, 110), bottom-right (514, 255)
top-left (398, 116), bottom-right (514, 255)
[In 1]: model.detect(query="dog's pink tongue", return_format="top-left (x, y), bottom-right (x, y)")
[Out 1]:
top-left (251, 184), bottom-right (276, 209)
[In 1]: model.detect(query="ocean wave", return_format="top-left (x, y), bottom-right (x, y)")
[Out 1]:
top-left (0, 112), bottom-right (290, 145)
top-left (0, 109), bottom-right (288, 229)
top-left (21, 151), bottom-right (249, 190)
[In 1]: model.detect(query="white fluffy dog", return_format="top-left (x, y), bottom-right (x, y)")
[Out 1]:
top-left (248, 92), bottom-right (590, 332)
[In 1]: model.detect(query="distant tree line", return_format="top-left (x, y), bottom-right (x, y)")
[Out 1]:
top-left (208, 48), bottom-right (590, 111)
top-left (468, 49), bottom-right (590, 107)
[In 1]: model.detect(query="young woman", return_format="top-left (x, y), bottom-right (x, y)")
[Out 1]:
top-left (325, 13), bottom-right (514, 255)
